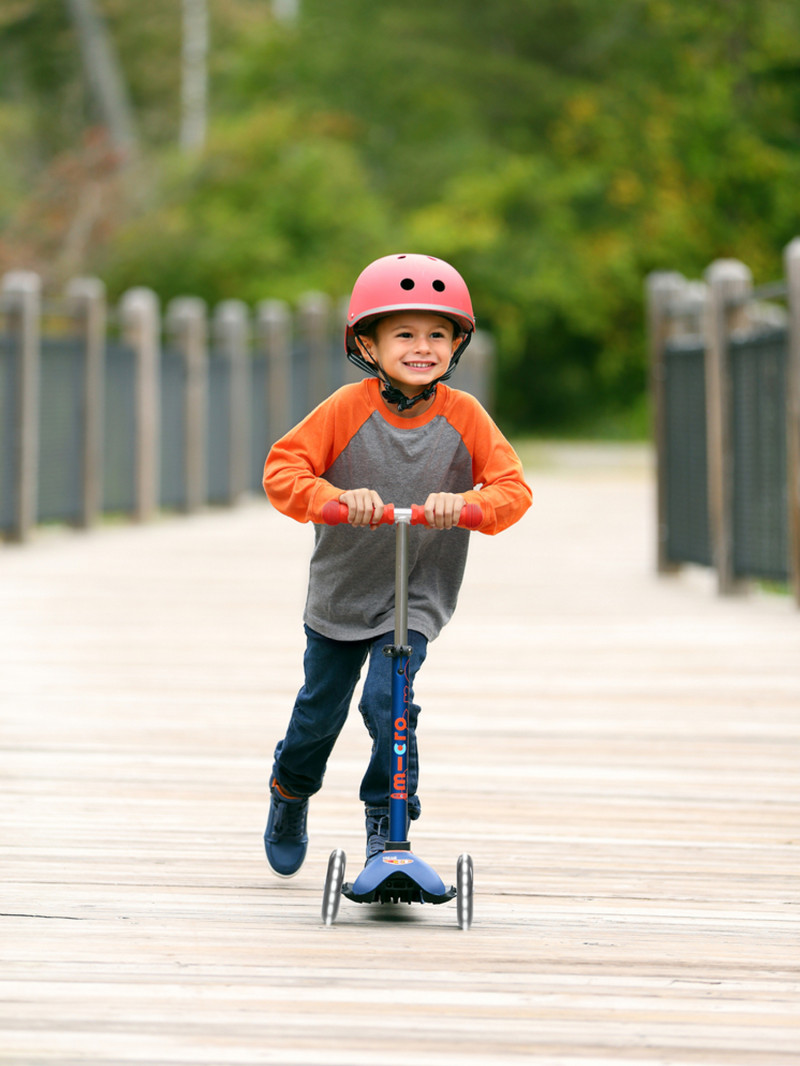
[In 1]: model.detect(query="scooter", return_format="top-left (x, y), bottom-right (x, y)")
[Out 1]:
top-left (318, 500), bottom-right (481, 930)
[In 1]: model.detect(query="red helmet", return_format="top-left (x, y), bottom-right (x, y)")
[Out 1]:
top-left (345, 253), bottom-right (475, 359)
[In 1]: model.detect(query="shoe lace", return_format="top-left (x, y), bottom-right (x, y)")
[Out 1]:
top-left (366, 811), bottom-right (389, 853)
top-left (273, 795), bottom-right (307, 837)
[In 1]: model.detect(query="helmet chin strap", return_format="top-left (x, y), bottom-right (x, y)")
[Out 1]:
top-left (380, 380), bottom-right (438, 412)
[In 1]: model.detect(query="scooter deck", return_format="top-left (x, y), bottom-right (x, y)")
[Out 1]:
top-left (342, 848), bottom-right (457, 905)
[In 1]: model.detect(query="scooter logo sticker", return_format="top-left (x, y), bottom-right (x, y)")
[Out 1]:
top-left (392, 715), bottom-right (408, 799)
top-left (383, 856), bottom-right (414, 865)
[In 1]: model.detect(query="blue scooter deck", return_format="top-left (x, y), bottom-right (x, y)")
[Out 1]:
top-left (343, 849), bottom-right (457, 905)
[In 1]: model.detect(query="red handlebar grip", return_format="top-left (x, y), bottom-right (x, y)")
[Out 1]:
top-left (459, 503), bottom-right (483, 529)
top-left (409, 503), bottom-right (483, 528)
top-left (322, 501), bottom-right (349, 525)
top-left (321, 500), bottom-right (482, 528)
top-left (321, 501), bottom-right (396, 525)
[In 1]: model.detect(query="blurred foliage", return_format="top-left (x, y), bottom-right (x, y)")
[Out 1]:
top-left (2, 0), bottom-right (800, 433)
top-left (99, 106), bottom-right (393, 304)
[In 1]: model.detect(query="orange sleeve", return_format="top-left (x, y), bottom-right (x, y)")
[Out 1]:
top-left (262, 382), bottom-right (374, 523)
top-left (444, 390), bottom-right (532, 535)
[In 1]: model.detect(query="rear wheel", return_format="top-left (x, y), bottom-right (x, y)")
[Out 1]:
top-left (322, 849), bottom-right (346, 926)
top-left (456, 853), bottom-right (474, 930)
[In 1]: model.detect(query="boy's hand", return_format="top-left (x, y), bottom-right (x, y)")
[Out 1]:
top-left (423, 492), bottom-right (465, 530)
top-left (338, 489), bottom-right (385, 529)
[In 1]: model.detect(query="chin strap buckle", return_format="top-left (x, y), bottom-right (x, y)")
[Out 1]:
top-left (381, 382), bottom-right (438, 411)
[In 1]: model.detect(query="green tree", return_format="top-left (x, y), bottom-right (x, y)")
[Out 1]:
top-left (97, 104), bottom-right (392, 304)
top-left (4, 0), bottom-right (800, 433)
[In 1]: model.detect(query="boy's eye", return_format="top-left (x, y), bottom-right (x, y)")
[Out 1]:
top-left (391, 327), bottom-right (449, 340)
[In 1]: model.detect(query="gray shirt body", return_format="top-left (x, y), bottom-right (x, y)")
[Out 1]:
top-left (305, 410), bottom-right (474, 642)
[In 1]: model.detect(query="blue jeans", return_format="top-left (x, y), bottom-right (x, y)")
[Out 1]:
top-left (272, 625), bottom-right (428, 818)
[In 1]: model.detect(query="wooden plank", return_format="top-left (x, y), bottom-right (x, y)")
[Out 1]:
top-left (1, 445), bottom-right (799, 1065)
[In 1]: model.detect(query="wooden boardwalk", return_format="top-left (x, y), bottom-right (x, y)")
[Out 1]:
top-left (1, 444), bottom-right (799, 1065)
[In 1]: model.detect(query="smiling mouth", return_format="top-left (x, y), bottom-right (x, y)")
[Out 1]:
top-left (405, 361), bottom-right (435, 369)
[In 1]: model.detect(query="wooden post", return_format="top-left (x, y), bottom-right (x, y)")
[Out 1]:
top-left (784, 238), bottom-right (800, 608)
top-left (297, 291), bottom-right (331, 411)
top-left (119, 287), bottom-right (160, 522)
top-left (462, 329), bottom-right (495, 412)
top-left (646, 271), bottom-right (686, 574)
top-left (166, 297), bottom-right (208, 514)
top-left (704, 259), bottom-right (752, 595)
top-left (213, 300), bottom-right (250, 504)
top-left (257, 299), bottom-right (292, 444)
top-left (66, 277), bottom-right (106, 529)
top-left (1, 271), bottom-right (41, 543)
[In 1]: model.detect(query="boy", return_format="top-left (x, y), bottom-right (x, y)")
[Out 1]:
top-left (262, 253), bottom-right (531, 876)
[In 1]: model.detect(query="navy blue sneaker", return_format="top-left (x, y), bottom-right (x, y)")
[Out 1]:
top-left (365, 806), bottom-right (390, 862)
top-left (264, 778), bottom-right (309, 877)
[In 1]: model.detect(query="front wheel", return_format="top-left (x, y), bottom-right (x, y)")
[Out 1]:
top-left (456, 852), bottom-right (474, 930)
top-left (322, 848), bottom-right (346, 925)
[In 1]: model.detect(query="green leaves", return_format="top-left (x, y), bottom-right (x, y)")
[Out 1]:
top-left (4, 0), bottom-right (800, 432)
top-left (99, 105), bottom-right (391, 305)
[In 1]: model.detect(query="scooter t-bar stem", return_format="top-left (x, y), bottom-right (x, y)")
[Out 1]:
top-left (320, 496), bottom-right (483, 852)
top-left (321, 500), bottom-right (483, 528)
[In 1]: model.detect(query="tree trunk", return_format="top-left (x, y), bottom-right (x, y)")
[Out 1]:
top-left (65, 0), bottom-right (138, 161)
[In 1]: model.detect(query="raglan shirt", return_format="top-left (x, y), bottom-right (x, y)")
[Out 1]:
top-left (263, 377), bottom-right (531, 643)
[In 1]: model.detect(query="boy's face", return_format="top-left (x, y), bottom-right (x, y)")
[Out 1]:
top-left (361, 312), bottom-right (460, 399)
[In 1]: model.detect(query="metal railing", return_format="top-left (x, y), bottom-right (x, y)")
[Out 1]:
top-left (0, 274), bottom-right (495, 543)
top-left (647, 239), bottom-right (800, 607)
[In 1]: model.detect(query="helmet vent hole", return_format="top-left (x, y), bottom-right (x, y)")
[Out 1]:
top-left (400, 278), bottom-right (415, 290)
top-left (432, 280), bottom-right (446, 292)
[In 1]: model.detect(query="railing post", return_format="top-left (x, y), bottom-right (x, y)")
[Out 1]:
top-left (66, 277), bottom-right (106, 529)
top-left (257, 299), bottom-right (292, 444)
top-left (784, 238), bottom-right (800, 608)
top-left (213, 299), bottom-right (250, 504)
top-left (458, 330), bottom-right (495, 412)
top-left (166, 297), bottom-right (208, 514)
top-left (1, 271), bottom-right (41, 542)
top-left (647, 270), bottom-right (686, 574)
top-left (704, 259), bottom-right (752, 595)
top-left (119, 287), bottom-right (160, 522)
top-left (298, 291), bottom-right (331, 411)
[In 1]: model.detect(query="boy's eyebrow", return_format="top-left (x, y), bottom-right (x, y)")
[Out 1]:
top-left (386, 320), bottom-right (452, 331)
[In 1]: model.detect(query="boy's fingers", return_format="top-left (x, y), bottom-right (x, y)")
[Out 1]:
top-left (351, 498), bottom-right (370, 526)
top-left (424, 495), bottom-right (442, 528)
top-left (424, 493), bottom-right (464, 529)
top-left (369, 499), bottom-right (385, 528)
top-left (449, 496), bottom-right (465, 528)
top-left (340, 489), bottom-right (384, 527)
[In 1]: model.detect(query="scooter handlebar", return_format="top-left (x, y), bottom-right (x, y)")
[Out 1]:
top-left (321, 500), bottom-right (483, 530)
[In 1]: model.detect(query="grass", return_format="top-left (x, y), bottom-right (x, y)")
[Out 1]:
top-left (506, 394), bottom-right (653, 474)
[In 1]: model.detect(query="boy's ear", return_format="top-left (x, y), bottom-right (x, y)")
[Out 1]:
top-left (357, 334), bottom-right (377, 361)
